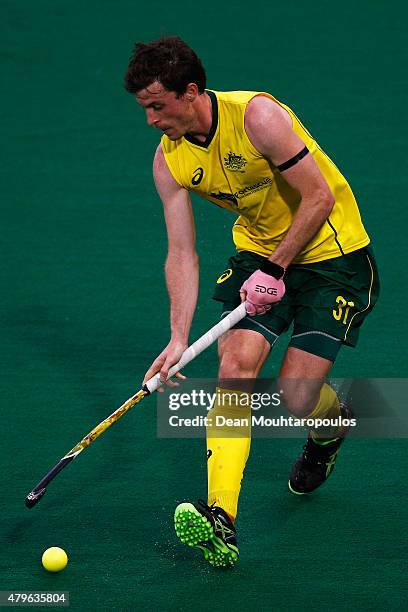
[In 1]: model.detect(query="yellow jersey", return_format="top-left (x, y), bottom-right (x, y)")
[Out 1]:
top-left (161, 90), bottom-right (370, 264)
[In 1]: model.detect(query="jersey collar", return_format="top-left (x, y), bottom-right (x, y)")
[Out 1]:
top-left (184, 90), bottom-right (218, 149)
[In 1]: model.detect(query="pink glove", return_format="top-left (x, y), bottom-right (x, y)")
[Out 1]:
top-left (240, 261), bottom-right (286, 316)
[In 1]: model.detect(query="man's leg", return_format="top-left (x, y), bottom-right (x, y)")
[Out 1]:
top-left (206, 328), bottom-right (270, 519)
top-left (278, 346), bottom-right (349, 494)
top-left (174, 328), bottom-right (270, 567)
top-left (278, 346), bottom-right (334, 416)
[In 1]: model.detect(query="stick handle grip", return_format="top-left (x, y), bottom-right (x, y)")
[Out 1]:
top-left (145, 302), bottom-right (247, 393)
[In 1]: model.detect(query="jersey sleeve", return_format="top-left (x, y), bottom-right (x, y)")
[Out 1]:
top-left (160, 135), bottom-right (189, 189)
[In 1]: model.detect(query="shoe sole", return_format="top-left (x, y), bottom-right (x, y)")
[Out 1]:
top-left (288, 480), bottom-right (308, 495)
top-left (174, 503), bottom-right (239, 568)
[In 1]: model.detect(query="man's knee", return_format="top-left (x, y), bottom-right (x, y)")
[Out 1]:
top-left (279, 379), bottom-right (323, 416)
top-left (218, 330), bottom-right (269, 379)
top-left (218, 353), bottom-right (259, 379)
top-left (278, 347), bottom-right (333, 416)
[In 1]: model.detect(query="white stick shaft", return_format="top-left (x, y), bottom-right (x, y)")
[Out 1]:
top-left (145, 302), bottom-right (247, 393)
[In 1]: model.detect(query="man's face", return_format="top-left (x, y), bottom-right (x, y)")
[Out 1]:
top-left (135, 81), bottom-right (195, 140)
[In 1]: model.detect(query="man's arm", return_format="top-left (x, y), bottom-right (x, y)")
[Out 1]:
top-left (244, 95), bottom-right (335, 268)
top-left (143, 143), bottom-right (199, 384)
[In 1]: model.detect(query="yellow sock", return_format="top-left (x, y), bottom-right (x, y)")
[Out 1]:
top-left (308, 383), bottom-right (341, 440)
top-left (206, 387), bottom-right (251, 520)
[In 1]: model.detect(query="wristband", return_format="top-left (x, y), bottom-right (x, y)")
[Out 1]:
top-left (259, 259), bottom-right (285, 280)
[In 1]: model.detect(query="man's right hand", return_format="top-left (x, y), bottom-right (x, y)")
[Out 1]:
top-left (240, 265), bottom-right (285, 315)
top-left (142, 339), bottom-right (188, 392)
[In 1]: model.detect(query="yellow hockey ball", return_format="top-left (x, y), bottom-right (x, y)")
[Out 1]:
top-left (41, 547), bottom-right (68, 572)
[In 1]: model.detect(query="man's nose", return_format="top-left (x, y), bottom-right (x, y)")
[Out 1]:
top-left (146, 108), bottom-right (158, 126)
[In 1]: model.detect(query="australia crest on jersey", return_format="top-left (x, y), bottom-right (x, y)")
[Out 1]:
top-left (224, 151), bottom-right (247, 172)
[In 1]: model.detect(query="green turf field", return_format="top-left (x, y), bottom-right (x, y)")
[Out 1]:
top-left (1, 0), bottom-right (408, 609)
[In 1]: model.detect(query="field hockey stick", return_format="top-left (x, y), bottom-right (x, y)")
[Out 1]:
top-left (25, 302), bottom-right (247, 508)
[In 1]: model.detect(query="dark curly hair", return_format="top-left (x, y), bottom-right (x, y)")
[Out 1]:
top-left (124, 37), bottom-right (206, 96)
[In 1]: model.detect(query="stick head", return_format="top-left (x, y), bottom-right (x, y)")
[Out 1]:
top-left (25, 488), bottom-right (46, 508)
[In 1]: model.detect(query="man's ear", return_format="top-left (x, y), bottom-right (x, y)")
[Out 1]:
top-left (185, 83), bottom-right (199, 101)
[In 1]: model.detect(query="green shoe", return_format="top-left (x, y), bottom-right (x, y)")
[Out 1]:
top-left (174, 499), bottom-right (239, 568)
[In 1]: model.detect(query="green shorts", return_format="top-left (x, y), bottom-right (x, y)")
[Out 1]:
top-left (213, 246), bottom-right (380, 362)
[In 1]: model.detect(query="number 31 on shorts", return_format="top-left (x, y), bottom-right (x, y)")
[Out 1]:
top-left (332, 295), bottom-right (355, 324)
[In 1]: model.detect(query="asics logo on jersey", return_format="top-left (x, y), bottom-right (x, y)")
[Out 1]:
top-left (255, 285), bottom-right (277, 295)
top-left (192, 167), bottom-right (204, 185)
top-left (224, 151), bottom-right (247, 172)
top-left (217, 269), bottom-right (233, 284)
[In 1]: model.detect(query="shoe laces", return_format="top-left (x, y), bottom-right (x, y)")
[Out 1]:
top-left (197, 499), bottom-right (216, 513)
top-left (302, 438), bottom-right (339, 466)
top-left (197, 499), bottom-right (235, 533)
